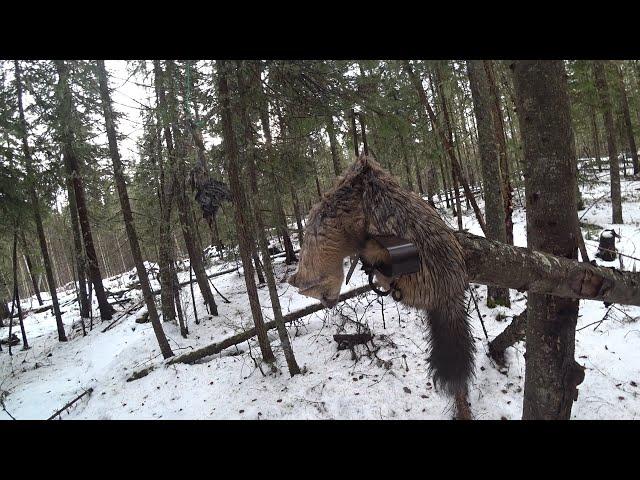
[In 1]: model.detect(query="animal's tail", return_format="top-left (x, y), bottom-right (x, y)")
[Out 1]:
top-left (427, 298), bottom-right (475, 397)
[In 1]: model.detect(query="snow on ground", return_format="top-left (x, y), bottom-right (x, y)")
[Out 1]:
top-left (1, 161), bottom-right (640, 420)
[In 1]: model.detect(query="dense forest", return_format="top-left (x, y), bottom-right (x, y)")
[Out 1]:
top-left (1, 60), bottom-right (639, 420)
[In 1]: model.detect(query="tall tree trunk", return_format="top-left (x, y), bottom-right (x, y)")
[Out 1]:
top-left (614, 62), bottom-right (639, 175)
top-left (403, 60), bottom-right (487, 234)
top-left (397, 128), bottom-right (415, 191)
top-left (66, 180), bottom-right (90, 321)
top-left (484, 60), bottom-right (514, 245)
top-left (0, 273), bottom-right (10, 326)
top-left (54, 60), bottom-right (115, 321)
top-left (153, 60), bottom-right (178, 323)
top-left (253, 61), bottom-right (297, 264)
top-left (467, 60), bottom-right (511, 307)
top-left (327, 115), bottom-right (342, 176)
top-left (589, 104), bottom-right (602, 172)
top-left (15, 60), bottom-right (67, 341)
top-left (435, 65), bottom-right (464, 229)
top-left (19, 232), bottom-right (43, 305)
top-left (167, 60), bottom-right (219, 317)
top-left (592, 61), bottom-right (624, 224)
top-left (175, 175), bottom-right (219, 316)
top-left (290, 187), bottom-right (305, 245)
top-left (217, 59), bottom-right (275, 363)
top-left (512, 60), bottom-right (584, 420)
top-left (236, 61), bottom-right (300, 375)
top-left (96, 60), bottom-right (173, 359)
top-left (11, 231), bottom-right (29, 350)
top-left (350, 108), bottom-right (360, 157)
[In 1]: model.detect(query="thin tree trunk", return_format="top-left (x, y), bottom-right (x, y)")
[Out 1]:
top-left (217, 59), bottom-right (275, 363)
top-left (614, 62), bottom-right (639, 175)
top-left (467, 60), bottom-right (511, 307)
top-left (153, 60), bottom-right (178, 323)
top-left (327, 115), bottom-right (342, 176)
top-left (253, 61), bottom-right (297, 264)
top-left (12, 231), bottom-right (29, 350)
top-left (19, 232), bottom-right (43, 305)
top-left (290, 187), bottom-right (305, 245)
top-left (15, 60), bottom-right (67, 341)
top-left (589, 104), bottom-right (602, 172)
top-left (167, 61), bottom-right (219, 317)
top-left (236, 61), bottom-right (301, 375)
top-left (397, 128), bottom-right (415, 191)
top-left (171, 262), bottom-right (187, 337)
top-left (350, 108), bottom-right (360, 157)
top-left (512, 60), bottom-right (583, 420)
top-left (253, 249), bottom-right (265, 284)
top-left (404, 60), bottom-right (487, 234)
top-left (96, 60), bottom-right (173, 359)
top-left (435, 66), bottom-right (464, 230)
top-left (175, 179), bottom-right (219, 316)
top-left (592, 61), bottom-right (624, 224)
top-left (66, 180), bottom-right (90, 322)
top-left (54, 60), bottom-right (114, 321)
top-left (484, 60), bottom-right (514, 245)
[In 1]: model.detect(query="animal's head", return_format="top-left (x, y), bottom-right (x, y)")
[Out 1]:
top-left (288, 155), bottom-right (379, 307)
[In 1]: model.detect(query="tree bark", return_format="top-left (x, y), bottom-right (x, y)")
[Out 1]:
top-left (253, 61), bottom-right (297, 264)
top-left (589, 104), bottom-right (602, 172)
top-left (512, 60), bottom-right (582, 420)
top-left (592, 61), bottom-right (624, 224)
top-left (397, 128), bottom-right (415, 191)
top-left (19, 232), bottom-right (42, 305)
top-left (327, 115), bottom-right (342, 176)
top-left (54, 60), bottom-right (115, 321)
top-left (66, 180), bottom-right (90, 325)
top-left (484, 60), bottom-right (514, 245)
top-left (11, 232), bottom-right (29, 350)
top-left (403, 60), bottom-right (487, 234)
top-left (15, 60), bottom-right (67, 341)
top-left (467, 60), bottom-right (511, 307)
top-left (434, 65), bottom-right (464, 230)
top-left (96, 60), bottom-right (173, 359)
top-left (614, 62), bottom-right (639, 175)
top-left (153, 60), bottom-right (178, 323)
top-left (217, 59), bottom-right (275, 363)
top-left (236, 60), bottom-right (301, 376)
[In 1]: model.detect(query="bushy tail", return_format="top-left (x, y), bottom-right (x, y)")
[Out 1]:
top-left (427, 299), bottom-right (475, 397)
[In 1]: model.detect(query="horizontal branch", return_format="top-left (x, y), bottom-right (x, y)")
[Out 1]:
top-left (455, 231), bottom-right (640, 307)
top-left (155, 232), bottom-right (640, 368)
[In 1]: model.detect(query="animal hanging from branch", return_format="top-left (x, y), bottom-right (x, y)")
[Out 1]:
top-left (288, 154), bottom-right (475, 420)
top-left (187, 118), bottom-right (232, 224)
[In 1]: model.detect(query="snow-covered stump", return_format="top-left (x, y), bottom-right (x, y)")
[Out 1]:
top-left (596, 229), bottom-right (617, 262)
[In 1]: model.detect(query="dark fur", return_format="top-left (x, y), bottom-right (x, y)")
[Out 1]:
top-left (290, 155), bottom-right (475, 398)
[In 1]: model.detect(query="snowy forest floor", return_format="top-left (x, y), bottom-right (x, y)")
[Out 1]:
top-left (2, 165), bottom-right (640, 420)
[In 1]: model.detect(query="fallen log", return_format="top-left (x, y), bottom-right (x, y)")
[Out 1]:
top-left (166, 284), bottom-right (373, 366)
top-left (47, 387), bottom-right (93, 420)
top-left (101, 301), bottom-right (144, 333)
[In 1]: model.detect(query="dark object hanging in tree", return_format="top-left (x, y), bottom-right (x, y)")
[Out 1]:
top-left (595, 229), bottom-right (619, 262)
top-left (187, 116), bottom-right (232, 224)
top-left (191, 175), bottom-right (232, 223)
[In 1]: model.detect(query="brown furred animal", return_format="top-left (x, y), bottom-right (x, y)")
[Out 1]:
top-left (288, 155), bottom-right (475, 419)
